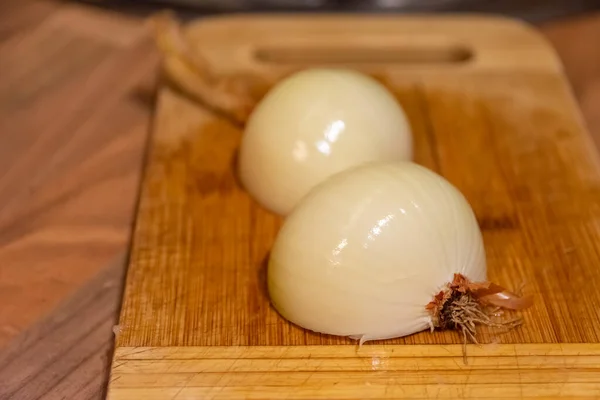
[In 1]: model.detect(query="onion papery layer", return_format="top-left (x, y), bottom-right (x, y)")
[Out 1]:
top-left (426, 273), bottom-right (533, 360)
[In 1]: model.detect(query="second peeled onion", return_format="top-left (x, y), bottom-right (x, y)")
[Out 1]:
top-left (238, 68), bottom-right (413, 216)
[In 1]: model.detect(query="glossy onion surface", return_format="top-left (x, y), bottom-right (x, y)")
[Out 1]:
top-left (268, 162), bottom-right (486, 341)
top-left (238, 68), bottom-right (412, 216)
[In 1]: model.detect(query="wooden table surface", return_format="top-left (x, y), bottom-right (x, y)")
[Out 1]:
top-left (0, 1), bottom-right (599, 399)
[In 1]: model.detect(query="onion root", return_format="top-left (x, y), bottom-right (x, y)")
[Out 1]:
top-left (427, 273), bottom-right (532, 363)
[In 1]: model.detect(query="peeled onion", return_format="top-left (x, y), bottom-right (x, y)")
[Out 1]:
top-left (238, 68), bottom-right (412, 216)
top-left (267, 161), bottom-right (487, 342)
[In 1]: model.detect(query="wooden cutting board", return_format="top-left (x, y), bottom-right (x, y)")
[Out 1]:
top-left (107, 14), bottom-right (600, 399)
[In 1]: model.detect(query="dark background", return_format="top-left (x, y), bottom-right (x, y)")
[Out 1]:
top-left (84, 0), bottom-right (600, 22)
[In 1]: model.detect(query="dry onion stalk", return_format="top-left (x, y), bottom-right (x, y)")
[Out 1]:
top-left (147, 11), bottom-right (268, 124)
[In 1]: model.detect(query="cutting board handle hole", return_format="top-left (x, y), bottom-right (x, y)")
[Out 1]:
top-left (253, 45), bottom-right (472, 65)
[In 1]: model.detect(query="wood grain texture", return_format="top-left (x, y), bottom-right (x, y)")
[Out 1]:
top-left (116, 77), bottom-right (600, 348)
top-left (0, 2), bottom-right (157, 347)
top-left (108, 14), bottom-right (600, 398)
top-left (541, 12), bottom-right (600, 150)
top-left (109, 344), bottom-right (600, 399)
top-left (0, 257), bottom-right (124, 400)
top-left (0, 3), bottom-right (599, 399)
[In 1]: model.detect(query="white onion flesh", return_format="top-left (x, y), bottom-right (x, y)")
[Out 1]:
top-left (238, 68), bottom-right (413, 216)
top-left (268, 162), bottom-right (486, 342)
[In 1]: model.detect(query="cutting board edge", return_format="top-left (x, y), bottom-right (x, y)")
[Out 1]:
top-left (111, 343), bottom-right (600, 359)
top-left (107, 343), bottom-right (600, 399)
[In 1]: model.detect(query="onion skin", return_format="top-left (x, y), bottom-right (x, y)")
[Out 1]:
top-left (268, 162), bottom-right (486, 342)
top-left (238, 68), bottom-right (413, 216)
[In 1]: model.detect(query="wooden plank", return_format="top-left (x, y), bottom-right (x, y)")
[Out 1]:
top-left (0, 257), bottom-right (124, 400)
top-left (113, 343), bottom-right (600, 359)
top-left (104, 14), bottom-right (600, 398)
top-left (0, 0), bottom-right (60, 43)
top-left (107, 14), bottom-right (600, 398)
top-left (107, 384), bottom-right (600, 400)
top-left (541, 12), bottom-right (600, 150)
top-left (108, 345), bottom-right (600, 399)
top-left (116, 74), bottom-right (600, 347)
top-left (0, 5), bottom-right (598, 399)
top-left (0, 3), bottom-right (157, 348)
top-left (110, 369), bottom-right (600, 386)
